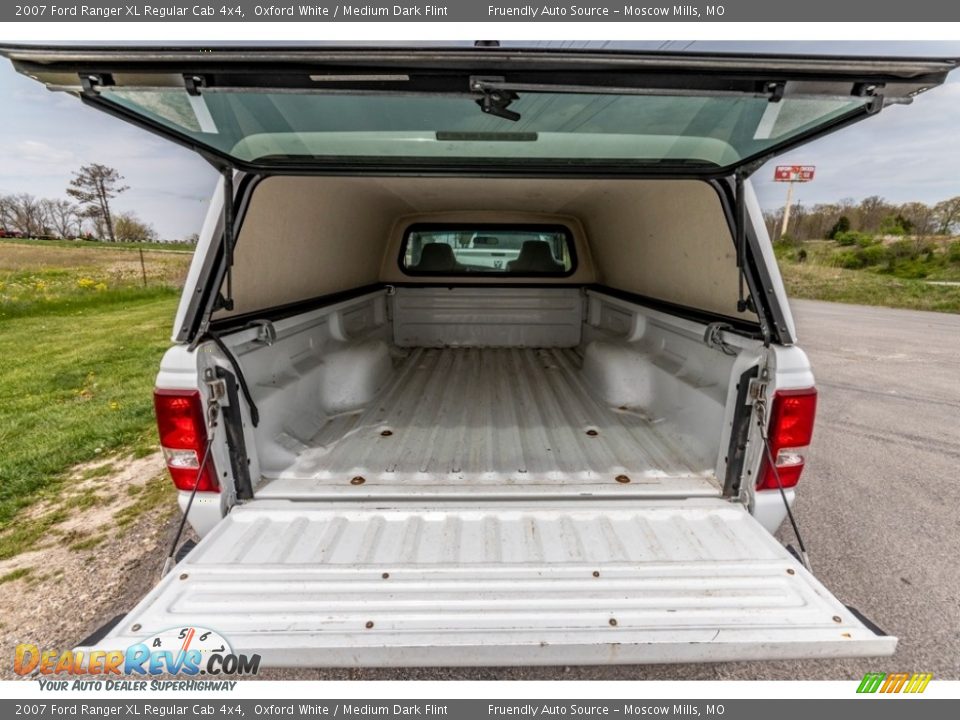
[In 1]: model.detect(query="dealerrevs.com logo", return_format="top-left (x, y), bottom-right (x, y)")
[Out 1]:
top-left (857, 672), bottom-right (933, 694)
top-left (14, 626), bottom-right (260, 681)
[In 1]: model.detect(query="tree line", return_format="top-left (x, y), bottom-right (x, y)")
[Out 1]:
top-left (764, 195), bottom-right (960, 242)
top-left (0, 163), bottom-right (163, 243)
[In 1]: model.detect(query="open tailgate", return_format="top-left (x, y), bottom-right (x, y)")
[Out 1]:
top-left (81, 498), bottom-right (895, 667)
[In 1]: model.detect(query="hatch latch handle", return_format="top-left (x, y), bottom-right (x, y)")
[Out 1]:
top-left (470, 76), bottom-right (522, 122)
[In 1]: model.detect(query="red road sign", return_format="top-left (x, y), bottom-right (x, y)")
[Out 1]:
top-left (774, 165), bottom-right (816, 182)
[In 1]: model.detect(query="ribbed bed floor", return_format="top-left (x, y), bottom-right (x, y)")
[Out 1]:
top-left (257, 347), bottom-right (720, 499)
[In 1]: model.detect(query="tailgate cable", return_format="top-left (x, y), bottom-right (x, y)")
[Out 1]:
top-left (754, 394), bottom-right (813, 572)
top-left (160, 407), bottom-right (218, 579)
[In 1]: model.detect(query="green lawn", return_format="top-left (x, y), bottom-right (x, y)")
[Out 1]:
top-left (0, 291), bottom-right (179, 532)
top-left (0, 241), bottom-right (191, 556)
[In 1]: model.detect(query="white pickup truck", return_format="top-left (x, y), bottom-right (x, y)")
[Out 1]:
top-left (6, 45), bottom-right (956, 668)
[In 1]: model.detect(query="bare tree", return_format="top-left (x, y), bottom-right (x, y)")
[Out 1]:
top-left (43, 198), bottom-right (80, 239)
top-left (898, 201), bottom-right (937, 236)
top-left (762, 209), bottom-right (781, 240)
top-left (0, 194), bottom-right (15, 231)
top-left (6, 194), bottom-right (46, 237)
top-left (855, 195), bottom-right (894, 233)
top-left (934, 196), bottom-right (960, 235)
top-left (66, 163), bottom-right (128, 242)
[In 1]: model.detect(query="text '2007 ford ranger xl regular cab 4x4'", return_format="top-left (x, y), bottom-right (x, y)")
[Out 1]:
top-left (5, 45), bottom-right (956, 668)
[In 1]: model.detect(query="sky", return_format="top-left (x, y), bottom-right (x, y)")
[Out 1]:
top-left (0, 41), bottom-right (958, 240)
top-left (0, 63), bottom-right (217, 241)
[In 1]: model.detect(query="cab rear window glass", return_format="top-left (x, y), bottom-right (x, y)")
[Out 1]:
top-left (401, 225), bottom-right (575, 276)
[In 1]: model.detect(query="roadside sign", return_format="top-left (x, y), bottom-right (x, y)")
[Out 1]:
top-left (774, 165), bottom-right (816, 182)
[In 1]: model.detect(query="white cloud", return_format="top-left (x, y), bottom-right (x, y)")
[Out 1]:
top-left (14, 139), bottom-right (76, 165)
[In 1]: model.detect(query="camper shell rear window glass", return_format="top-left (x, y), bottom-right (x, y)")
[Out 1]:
top-left (400, 224), bottom-right (576, 277)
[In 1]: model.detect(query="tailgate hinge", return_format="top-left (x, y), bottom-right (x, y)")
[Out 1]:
top-left (747, 376), bottom-right (769, 405)
top-left (202, 367), bottom-right (227, 426)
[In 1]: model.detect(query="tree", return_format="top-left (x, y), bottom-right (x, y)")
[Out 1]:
top-left (880, 214), bottom-right (913, 236)
top-left (6, 194), bottom-right (45, 237)
top-left (933, 196), bottom-right (960, 235)
top-left (855, 195), bottom-right (894, 233)
top-left (42, 198), bottom-right (80, 239)
top-left (898, 201), bottom-right (936, 236)
top-left (827, 216), bottom-right (851, 239)
top-left (0, 194), bottom-right (14, 231)
top-left (66, 163), bottom-right (128, 242)
top-left (113, 212), bottom-right (157, 243)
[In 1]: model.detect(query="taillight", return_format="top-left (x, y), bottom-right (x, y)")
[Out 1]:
top-left (154, 389), bottom-right (219, 492)
top-left (757, 388), bottom-right (817, 491)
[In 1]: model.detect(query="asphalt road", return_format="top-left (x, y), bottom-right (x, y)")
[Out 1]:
top-left (256, 299), bottom-right (959, 681)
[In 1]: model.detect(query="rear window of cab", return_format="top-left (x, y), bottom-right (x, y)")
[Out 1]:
top-left (400, 224), bottom-right (576, 276)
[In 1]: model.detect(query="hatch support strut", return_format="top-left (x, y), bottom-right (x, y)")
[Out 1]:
top-left (728, 161), bottom-right (774, 346)
top-left (735, 170), bottom-right (749, 315)
top-left (219, 167), bottom-right (235, 312)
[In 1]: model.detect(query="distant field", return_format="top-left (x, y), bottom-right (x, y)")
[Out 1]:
top-left (776, 236), bottom-right (960, 314)
top-left (0, 240), bottom-right (191, 558)
top-left (779, 262), bottom-right (960, 314)
top-left (0, 237), bottom-right (195, 253)
top-left (0, 240), bottom-right (192, 320)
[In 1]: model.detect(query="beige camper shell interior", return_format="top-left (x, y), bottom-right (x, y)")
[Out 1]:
top-left (209, 176), bottom-right (768, 501)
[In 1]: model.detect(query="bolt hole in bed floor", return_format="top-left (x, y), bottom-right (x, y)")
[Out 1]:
top-left (256, 346), bottom-right (721, 500)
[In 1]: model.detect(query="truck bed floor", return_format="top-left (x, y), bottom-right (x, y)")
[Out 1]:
top-left (257, 347), bottom-right (720, 499)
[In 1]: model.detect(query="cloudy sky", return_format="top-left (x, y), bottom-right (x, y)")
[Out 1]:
top-left (0, 41), bottom-right (958, 240)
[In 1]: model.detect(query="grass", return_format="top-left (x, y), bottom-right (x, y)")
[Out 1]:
top-left (114, 475), bottom-right (177, 530)
top-left (775, 236), bottom-right (960, 314)
top-left (0, 294), bottom-right (179, 528)
top-left (68, 535), bottom-right (107, 552)
top-left (0, 567), bottom-right (32, 585)
top-left (0, 509), bottom-right (68, 561)
top-left (0, 241), bottom-right (191, 555)
top-left (0, 240), bottom-right (191, 321)
top-left (779, 262), bottom-right (960, 313)
top-left (0, 237), bottom-right (195, 253)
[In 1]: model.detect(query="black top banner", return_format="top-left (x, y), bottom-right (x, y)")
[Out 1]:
top-left (4, 0), bottom-right (959, 22)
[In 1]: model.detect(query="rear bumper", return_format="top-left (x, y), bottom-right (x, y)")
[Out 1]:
top-left (752, 487), bottom-right (796, 534)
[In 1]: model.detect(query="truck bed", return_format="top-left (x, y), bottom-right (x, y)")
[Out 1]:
top-left (256, 347), bottom-right (720, 499)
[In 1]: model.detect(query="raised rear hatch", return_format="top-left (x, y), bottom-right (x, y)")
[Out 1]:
top-left (2, 45), bottom-right (956, 173)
